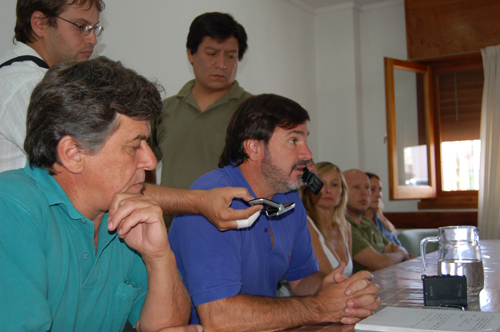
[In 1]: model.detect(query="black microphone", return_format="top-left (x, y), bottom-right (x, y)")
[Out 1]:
top-left (302, 168), bottom-right (323, 195)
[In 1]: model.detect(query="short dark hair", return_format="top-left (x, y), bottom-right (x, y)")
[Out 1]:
top-left (219, 94), bottom-right (310, 167)
top-left (365, 172), bottom-right (380, 181)
top-left (15, 0), bottom-right (105, 44)
top-left (25, 56), bottom-right (163, 174)
top-left (186, 12), bottom-right (248, 61)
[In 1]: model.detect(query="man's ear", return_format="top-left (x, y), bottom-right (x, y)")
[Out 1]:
top-left (57, 136), bottom-right (84, 174)
top-left (243, 139), bottom-right (263, 162)
top-left (31, 11), bottom-right (49, 38)
top-left (187, 48), bottom-right (194, 65)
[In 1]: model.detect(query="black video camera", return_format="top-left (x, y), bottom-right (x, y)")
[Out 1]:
top-left (422, 275), bottom-right (468, 307)
top-left (302, 168), bottom-right (324, 195)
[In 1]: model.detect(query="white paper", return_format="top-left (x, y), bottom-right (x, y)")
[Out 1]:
top-left (355, 307), bottom-right (500, 332)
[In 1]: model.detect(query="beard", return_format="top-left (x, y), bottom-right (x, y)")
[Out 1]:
top-left (261, 149), bottom-right (307, 194)
top-left (346, 202), bottom-right (369, 216)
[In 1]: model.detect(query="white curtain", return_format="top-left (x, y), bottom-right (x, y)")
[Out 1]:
top-left (478, 45), bottom-right (500, 239)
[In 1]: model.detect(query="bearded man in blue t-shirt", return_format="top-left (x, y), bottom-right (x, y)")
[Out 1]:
top-left (169, 93), bottom-right (381, 332)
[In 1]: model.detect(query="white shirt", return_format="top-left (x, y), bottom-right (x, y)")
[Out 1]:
top-left (0, 42), bottom-right (47, 173)
top-left (307, 216), bottom-right (354, 278)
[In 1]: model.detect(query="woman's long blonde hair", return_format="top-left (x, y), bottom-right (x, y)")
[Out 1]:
top-left (300, 162), bottom-right (350, 240)
top-left (365, 172), bottom-right (397, 233)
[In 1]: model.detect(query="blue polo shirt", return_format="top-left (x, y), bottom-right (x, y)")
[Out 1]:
top-left (169, 164), bottom-right (319, 324)
top-left (0, 164), bottom-right (148, 331)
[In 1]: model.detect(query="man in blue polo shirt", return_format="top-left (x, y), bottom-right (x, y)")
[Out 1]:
top-left (0, 57), bottom-right (254, 332)
top-left (169, 94), bottom-right (381, 331)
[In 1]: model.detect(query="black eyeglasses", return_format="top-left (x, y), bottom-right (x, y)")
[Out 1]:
top-left (56, 16), bottom-right (103, 36)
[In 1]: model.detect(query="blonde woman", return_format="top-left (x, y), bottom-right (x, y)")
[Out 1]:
top-left (363, 172), bottom-right (402, 246)
top-left (301, 162), bottom-right (353, 277)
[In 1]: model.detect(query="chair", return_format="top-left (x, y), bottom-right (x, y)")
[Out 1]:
top-left (398, 228), bottom-right (439, 256)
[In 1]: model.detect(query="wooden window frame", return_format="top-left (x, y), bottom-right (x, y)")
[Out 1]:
top-left (384, 57), bottom-right (436, 200)
top-left (385, 54), bottom-right (481, 209)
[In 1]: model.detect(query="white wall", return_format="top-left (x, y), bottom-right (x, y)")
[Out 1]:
top-left (0, 0), bottom-right (319, 155)
top-left (1, 2), bottom-right (17, 51)
top-left (315, 4), bottom-right (363, 170)
top-left (312, 0), bottom-right (418, 211)
top-left (0, 0), bottom-right (419, 212)
top-left (101, 0), bottom-right (319, 156)
top-left (358, 0), bottom-right (418, 211)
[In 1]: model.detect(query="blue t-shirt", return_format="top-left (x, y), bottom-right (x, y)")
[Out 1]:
top-left (374, 214), bottom-right (402, 246)
top-left (0, 164), bottom-right (148, 331)
top-left (169, 164), bottom-right (319, 324)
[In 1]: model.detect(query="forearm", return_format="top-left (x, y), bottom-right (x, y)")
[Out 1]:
top-left (368, 251), bottom-right (406, 270)
top-left (143, 183), bottom-right (204, 215)
top-left (138, 249), bottom-right (191, 332)
top-left (383, 251), bottom-right (406, 266)
top-left (142, 184), bottom-right (262, 231)
top-left (198, 294), bottom-right (325, 332)
top-left (289, 272), bottom-right (326, 296)
top-left (354, 247), bottom-right (406, 271)
top-left (383, 244), bottom-right (407, 264)
top-left (197, 268), bottom-right (380, 331)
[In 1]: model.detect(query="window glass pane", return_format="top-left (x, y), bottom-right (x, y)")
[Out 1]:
top-left (437, 67), bottom-right (483, 192)
top-left (394, 69), bottom-right (429, 186)
top-left (404, 145), bottom-right (429, 186)
top-left (441, 140), bottom-right (481, 191)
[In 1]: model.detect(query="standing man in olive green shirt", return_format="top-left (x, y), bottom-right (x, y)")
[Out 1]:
top-left (343, 169), bottom-right (409, 273)
top-left (149, 12), bottom-right (252, 199)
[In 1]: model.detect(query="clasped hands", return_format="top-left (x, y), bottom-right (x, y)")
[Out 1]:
top-left (316, 262), bottom-right (381, 325)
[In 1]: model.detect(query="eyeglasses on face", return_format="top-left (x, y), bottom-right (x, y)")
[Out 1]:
top-left (56, 16), bottom-right (103, 36)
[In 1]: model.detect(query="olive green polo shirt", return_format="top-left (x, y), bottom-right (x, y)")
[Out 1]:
top-left (149, 80), bottom-right (252, 190)
top-left (346, 215), bottom-right (389, 273)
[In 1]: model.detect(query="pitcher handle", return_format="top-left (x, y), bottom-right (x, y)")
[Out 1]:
top-left (420, 236), bottom-right (439, 270)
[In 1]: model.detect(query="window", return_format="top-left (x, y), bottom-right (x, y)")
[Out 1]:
top-left (384, 54), bottom-right (483, 209)
top-left (384, 58), bottom-right (436, 200)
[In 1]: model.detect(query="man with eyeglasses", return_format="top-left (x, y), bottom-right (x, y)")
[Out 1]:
top-left (0, 0), bottom-right (104, 173)
top-left (168, 94), bottom-right (380, 331)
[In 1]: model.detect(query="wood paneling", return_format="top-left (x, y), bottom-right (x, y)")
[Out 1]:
top-left (405, 0), bottom-right (500, 60)
top-left (385, 211), bottom-right (477, 229)
top-left (437, 68), bottom-right (483, 141)
top-left (417, 192), bottom-right (478, 209)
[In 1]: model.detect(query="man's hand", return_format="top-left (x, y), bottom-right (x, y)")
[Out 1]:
top-left (197, 187), bottom-right (262, 231)
top-left (108, 193), bottom-right (193, 331)
top-left (384, 242), bottom-right (398, 253)
top-left (314, 264), bottom-right (380, 325)
top-left (385, 242), bottom-right (410, 261)
top-left (107, 193), bottom-right (169, 259)
top-left (142, 183), bottom-right (263, 231)
top-left (396, 244), bottom-right (411, 261)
